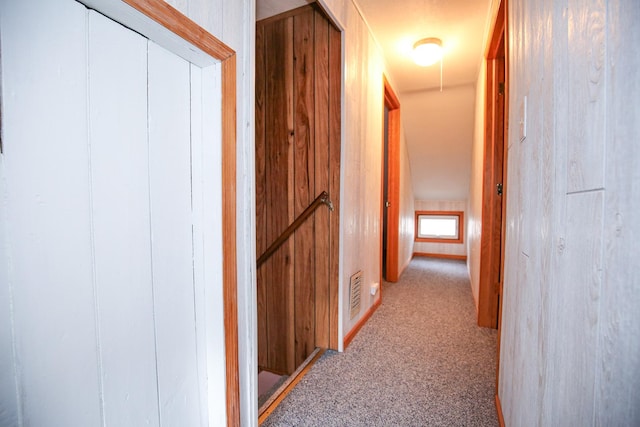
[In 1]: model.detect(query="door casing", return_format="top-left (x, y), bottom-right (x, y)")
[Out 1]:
top-left (382, 76), bottom-right (401, 283)
top-left (80, 1), bottom-right (240, 424)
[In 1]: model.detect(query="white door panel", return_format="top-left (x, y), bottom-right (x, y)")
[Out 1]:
top-left (0, 0), bottom-right (225, 424)
top-left (88, 10), bottom-right (161, 426)
top-left (148, 40), bottom-right (202, 426)
top-left (0, 1), bottom-right (102, 425)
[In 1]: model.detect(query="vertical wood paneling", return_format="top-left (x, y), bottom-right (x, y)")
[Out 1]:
top-left (283, 17), bottom-right (297, 375)
top-left (264, 17), bottom-right (295, 374)
top-left (551, 192), bottom-right (604, 423)
top-left (87, 11), bottom-right (160, 426)
top-left (0, 82), bottom-right (18, 427)
top-left (148, 41), bottom-right (201, 425)
top-left (596, 0), bottom-right (640, 423)
top-left (0, 2), bottom-right (102, 425)
top-left (0, 4), bottom-right (16, 409)
top-left (566, 0), bottom-right (606, 193)
top-left (257, 6), bottom-right (341, 373)
top-left (293, 9), bottom-right (316, 367)
top-left (500, 0), bottom-right (640, 425)
top-left (314, 11), bottom-right (331, 349)
top-left (255, 23), bottom-right (269, 369)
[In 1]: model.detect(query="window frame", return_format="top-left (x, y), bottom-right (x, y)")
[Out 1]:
top-left (414, 210), bottom-right (464, 244)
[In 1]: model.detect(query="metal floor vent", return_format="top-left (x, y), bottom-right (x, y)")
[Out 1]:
top-left (349, 271), bottom-right (363, 320)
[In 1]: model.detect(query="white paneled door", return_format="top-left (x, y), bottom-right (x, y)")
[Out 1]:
top-left (0, 1), bottom-right (225, 425)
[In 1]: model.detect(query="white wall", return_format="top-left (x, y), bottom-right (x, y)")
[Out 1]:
top-left (500, 0), bottom-right (640, 425)
top-left (414, 200), bottom-right (467, 258)
top-left (467, 63), bottom-right (487, 309)
top-left (398, 127), bottom-right (416, 276)
top-left (315, 0), bottom-right (415, 341)
top-left (401, 85), bottom-right (476, 201)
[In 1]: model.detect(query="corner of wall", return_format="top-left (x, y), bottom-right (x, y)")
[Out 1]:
top-left (467, 62), bottom-right (487, 311)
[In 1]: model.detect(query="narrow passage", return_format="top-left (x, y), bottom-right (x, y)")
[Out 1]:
top-left (263, 257), bottom-right (498, 426)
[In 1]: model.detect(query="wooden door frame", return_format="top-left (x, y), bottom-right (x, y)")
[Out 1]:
top-left (255, 4), bottom-right (342, 363)
top-left (79, 1), bottom-right (239, 425)
top-left (479, 0), bottom-right (509, 420)
top-left (382, 76), bottom-right (401, 283)
top-left (478, 0), bottom-right (507, 330)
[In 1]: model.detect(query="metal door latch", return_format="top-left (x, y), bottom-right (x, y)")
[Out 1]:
top-left (496, 183), bottom-right (503, 196)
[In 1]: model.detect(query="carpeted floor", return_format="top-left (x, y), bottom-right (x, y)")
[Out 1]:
top-left (262, 257), bottom-right (498, 427)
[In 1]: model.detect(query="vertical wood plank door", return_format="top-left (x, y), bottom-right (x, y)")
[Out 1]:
top-left (256, 5), bottom-right (341, 375)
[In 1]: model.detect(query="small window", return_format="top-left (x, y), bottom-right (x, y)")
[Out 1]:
top-left (415, 211), bottom-right (464, 244)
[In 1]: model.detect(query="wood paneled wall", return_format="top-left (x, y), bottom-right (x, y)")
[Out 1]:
top-left (498, 0), bottom-right (640, 424)
top-left (256, 5), bottom-right (341, 375)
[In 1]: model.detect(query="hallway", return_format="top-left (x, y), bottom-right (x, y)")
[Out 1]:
top-left (262, 258), bottom-right (498, 426)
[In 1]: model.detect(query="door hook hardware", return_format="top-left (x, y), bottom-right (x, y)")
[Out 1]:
top-left (321, 192), bottom-right (335, 211)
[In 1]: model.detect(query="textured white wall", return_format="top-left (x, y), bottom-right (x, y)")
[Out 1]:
top-left (398, 127), bottom-right (416, 276)
top-left (401, 85), bottom-right (476, 201)
top-left (467, 64), bottom-right (487, 310)
top-left (500, 0), bottom-right (640, 425)
top-left (314, 0), bottom-right (414, 341)
top-left (413, 200), bottom-right (467, 258)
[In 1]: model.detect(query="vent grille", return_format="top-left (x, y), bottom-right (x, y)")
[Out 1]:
top-left (349, 271), bottom-right (363, 319)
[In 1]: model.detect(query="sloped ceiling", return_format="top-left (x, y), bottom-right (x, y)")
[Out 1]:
top-left (354, 0), bottom-right (492, 201)
top-left (354, 0), bottom-right (492, 92)
top-left (257, 0), bottom-right (493, 201)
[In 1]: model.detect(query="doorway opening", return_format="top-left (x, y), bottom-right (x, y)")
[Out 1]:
top-left (255, 2), bottom-right (342, 418)
top-left (478, 0), bottom-right (509, 415)
top-left (478, 0), bottom-right (508, 331)
top-left (382, 76), bottom-right (401, 283)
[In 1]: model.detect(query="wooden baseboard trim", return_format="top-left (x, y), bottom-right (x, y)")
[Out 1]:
top-left (258, 348), bottom-right (325, 424)
top-left (343, 296), bottom-right (381, 349)
top-left (495, 394), bottom-right (505, 427)
top-left (413, 252), bottom-right (467, 261)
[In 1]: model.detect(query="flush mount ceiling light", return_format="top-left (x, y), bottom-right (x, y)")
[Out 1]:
top-left (412, 37), bottom-right (443, 67)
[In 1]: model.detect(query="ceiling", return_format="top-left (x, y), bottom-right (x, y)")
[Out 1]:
top-left (257, 0), bottom-right (493, 201)
top-left (354, 0), bottom-right (492, 92)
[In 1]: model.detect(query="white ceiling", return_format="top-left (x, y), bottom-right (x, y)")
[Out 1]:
top-left (257, 0), bottom-right (493, 202)
top-left (354, 0), bottom-right (492, 92)
top-left (354, 0), bottom-right (492, 201)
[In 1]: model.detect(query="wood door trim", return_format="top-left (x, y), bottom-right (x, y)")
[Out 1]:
top-left (221, 56), bottom-right (239, 427)
top-left (480, 0), bottom-right (509, 413)
top-left (123, 0), bottom-right (234, 59)
top-left (382, 76), bottom-right (401, 283)
top-left (84, 1), bottom-right (240, 425)
top-left (496, 393), bottom-right (506, 427)
top-left (478, 0), bottom-right (506, 330)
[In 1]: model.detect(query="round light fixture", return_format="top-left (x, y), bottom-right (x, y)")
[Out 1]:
top-left (412, 37), bottom-right (443, 67)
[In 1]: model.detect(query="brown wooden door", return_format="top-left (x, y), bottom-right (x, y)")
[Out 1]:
top-left (256, 5), bottom-right (341, 375)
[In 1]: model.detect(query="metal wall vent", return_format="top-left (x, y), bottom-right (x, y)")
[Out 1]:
top-left (349, 271), bottom-right (363, 320)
